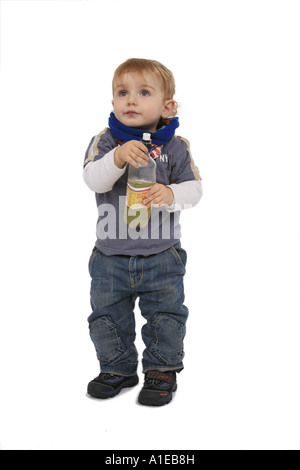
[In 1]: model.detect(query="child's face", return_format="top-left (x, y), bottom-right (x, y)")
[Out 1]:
top-left (112, 71), bottom-right (174, 132)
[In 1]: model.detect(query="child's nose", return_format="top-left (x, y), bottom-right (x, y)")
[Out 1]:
top-left (127, 93), bottom-right (137, 105)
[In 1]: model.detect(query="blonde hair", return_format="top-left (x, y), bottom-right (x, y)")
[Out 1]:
top-left (112, 58), bottom-right (178, 122)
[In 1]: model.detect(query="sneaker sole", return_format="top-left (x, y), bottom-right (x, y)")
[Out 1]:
top-left (138, 383), bottom-right (177, 406)
top-left (87, 374), bottom-right (139, 399)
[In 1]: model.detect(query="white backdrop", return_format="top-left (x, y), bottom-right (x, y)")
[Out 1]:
top-left (0, 0), bottom-right (299, 450)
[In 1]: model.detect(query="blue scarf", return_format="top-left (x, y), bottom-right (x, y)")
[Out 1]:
top-left (108, 112), bottom-right (179, 145)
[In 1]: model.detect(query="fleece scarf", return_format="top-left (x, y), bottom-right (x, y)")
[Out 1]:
top-left (108, 112), bottom-right (179, 146)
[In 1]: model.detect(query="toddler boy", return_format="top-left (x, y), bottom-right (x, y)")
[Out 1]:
top-left (83, 58), bottom-right (202, 406)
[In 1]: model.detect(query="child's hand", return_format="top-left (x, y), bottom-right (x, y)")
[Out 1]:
top-left (143, 184), bottom-right (174, 209)
top-left (114, 140), bottom-right (149, 169)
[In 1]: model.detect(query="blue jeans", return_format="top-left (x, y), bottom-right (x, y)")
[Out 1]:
top-left (88, 243), bottom-right (189, 376)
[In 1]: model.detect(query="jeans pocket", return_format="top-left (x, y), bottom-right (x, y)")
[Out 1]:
top-left (170, 244), bottom-right (187, 273)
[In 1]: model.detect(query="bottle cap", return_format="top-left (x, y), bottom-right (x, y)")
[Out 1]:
top-left (142, 133), bottom-right (151, 141)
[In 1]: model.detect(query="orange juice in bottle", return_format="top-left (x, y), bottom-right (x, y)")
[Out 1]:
top-left (125, 133), bottom-right (156, 229)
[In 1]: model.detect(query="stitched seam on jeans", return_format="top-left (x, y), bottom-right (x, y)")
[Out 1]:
top-left (153, 320), bottom-right (169, 365)
top-left (130, 258), bottom-right (144, 288)
top-left (98, 317), bottom-right (125, 362)
top-left (153, 316), bottom-right (184, 364)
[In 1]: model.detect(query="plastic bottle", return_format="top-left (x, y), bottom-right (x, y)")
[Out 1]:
top-left (125, 133), bottom-right (156, 228)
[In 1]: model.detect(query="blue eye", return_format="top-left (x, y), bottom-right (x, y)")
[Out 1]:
top-left (119, 90), bottom-right (127, 96)
top-left (141, 90), bottom-right (149, 96)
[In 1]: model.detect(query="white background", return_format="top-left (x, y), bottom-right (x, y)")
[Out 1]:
top-left (0, 0), bottom-right (299, 450)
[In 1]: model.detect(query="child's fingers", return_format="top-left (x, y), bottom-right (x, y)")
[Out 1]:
top-left (127, 153), bottom-right (148, 167)
top-left (143, 184), bottom-right (165, 208)
top-left (127, 157), bottom-right (140, 168)
top-left (126, 142), bottom-right (149, 167)
top-left (130, 141), bottom-right (148, 159)
top-left (134, 141), bottom-right (148, 154)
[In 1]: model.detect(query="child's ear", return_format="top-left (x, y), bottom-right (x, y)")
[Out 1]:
top-left (162, 99), bottom-right (176, 118)
top-left (112, 99), bottom-right (115, 108)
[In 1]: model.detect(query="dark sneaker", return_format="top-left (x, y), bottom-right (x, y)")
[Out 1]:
top-left (87, 373), bottom-right (139, 399)
top-left (138, 370), bottom-right (177, 406)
